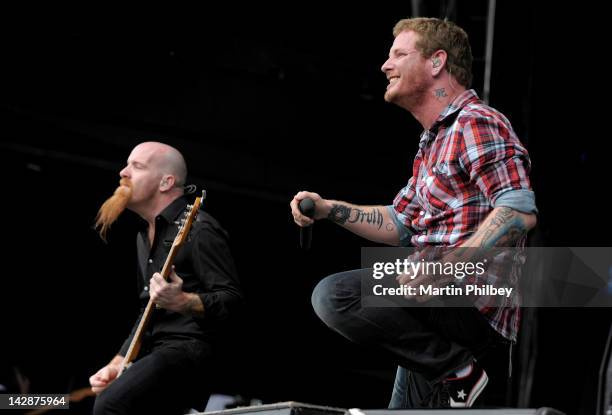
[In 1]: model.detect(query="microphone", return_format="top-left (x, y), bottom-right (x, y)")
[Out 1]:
top-left (298, 198), bottom-right (315, 249)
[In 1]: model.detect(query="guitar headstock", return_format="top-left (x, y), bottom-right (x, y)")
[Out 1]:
top-left (174, 190), bottom-right (206, 246)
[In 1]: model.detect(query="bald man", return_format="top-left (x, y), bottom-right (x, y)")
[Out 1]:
top-left (90, 142), bottom-right (243, 414)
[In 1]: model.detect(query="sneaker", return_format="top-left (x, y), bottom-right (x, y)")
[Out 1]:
top-left (443, 360), bottom-right (489, 408)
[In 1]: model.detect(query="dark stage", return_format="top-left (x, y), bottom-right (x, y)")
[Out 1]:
top-left (0, 2), bottom-right (609, 414)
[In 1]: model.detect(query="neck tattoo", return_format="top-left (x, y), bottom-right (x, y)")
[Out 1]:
top-left (434, 88), bottom-right (448, 100)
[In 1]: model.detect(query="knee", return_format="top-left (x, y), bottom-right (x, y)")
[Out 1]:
top-left (311, 272), bottom-right (360, 329)
top-left (93, 388), bottom-right (126, 415)
top-left (311, 275), bottom-right (334, 322)
top-left (92, 393), bottom-right (109, 415)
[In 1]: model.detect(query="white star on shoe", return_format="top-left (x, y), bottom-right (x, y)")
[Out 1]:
top-left (457, 389), bottom-right (467, 400)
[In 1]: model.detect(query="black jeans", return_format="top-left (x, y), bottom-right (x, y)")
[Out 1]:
top-left (311, 269), bottom-right (504, 409)
top-left (93, 338), bottom-right (212, 415)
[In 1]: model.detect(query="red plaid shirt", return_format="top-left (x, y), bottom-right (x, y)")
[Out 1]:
top-left (390, 89), bottom-right (536, 341)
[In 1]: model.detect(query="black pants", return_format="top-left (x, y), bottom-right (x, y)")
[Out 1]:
top-left (311, 269), bottom-right (505, 408)
top-left (93, 338), bottom-right (212, 415)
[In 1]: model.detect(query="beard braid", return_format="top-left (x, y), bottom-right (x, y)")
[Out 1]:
top-left (95, 178), bottom-right (133, 241)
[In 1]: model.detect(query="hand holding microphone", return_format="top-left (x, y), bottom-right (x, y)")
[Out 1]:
top-left (290, 191), bottom-right (323, 249)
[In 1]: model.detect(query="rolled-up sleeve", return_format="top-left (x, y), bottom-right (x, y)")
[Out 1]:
top-left (459, 116), bottom-right (538, 214)
top-left (390, 175), bottom-right (421, 246)
top-left (386, 205), bottom-right (413, 246)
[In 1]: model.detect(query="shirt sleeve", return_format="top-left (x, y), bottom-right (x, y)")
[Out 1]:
top-left (458, 115), bottom-right (538, 214)
top-left (390, 175), bottom-right (420, 246)
top-left (192, 220), bottom-right (243, 321)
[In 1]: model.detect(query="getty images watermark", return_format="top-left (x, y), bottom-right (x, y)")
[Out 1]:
top-left (371, 257), bottom-right (514, 298)
top-left (361, 247), bottom-right (612, 307)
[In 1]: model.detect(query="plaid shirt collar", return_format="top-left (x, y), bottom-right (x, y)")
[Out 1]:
top-left (418, 89), bottom-right (480, 149)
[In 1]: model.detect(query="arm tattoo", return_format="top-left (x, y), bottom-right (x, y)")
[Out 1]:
top-left (348, 208), bottom-right (383, 229)
top-left (328, 204), bottom-right (384, 230)
top-left (184, 294), bottom-right (205, 318)
top-left (478, 207), bottom-right (527, 248)
top-left (328, 204), bottom-right (351, 224)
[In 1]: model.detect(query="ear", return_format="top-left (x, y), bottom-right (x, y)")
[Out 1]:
top-left (159, 175), bottom-right (175, 191)
top-left (430, 50), bottom-right (447, 76)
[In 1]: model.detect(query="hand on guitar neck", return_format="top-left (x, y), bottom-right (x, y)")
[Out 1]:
top-left (149, 266), bottom-right (205, 316)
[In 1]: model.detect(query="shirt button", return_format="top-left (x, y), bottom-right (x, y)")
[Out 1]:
top-left (148, 259), bottom-right (153, 264)
top-left (144, 286), bottom-right (149, 291)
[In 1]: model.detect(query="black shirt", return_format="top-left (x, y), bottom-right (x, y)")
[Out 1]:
top-left (119, 195), bottom-right (242, 355)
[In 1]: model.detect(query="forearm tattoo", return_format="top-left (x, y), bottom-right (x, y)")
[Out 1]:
top-left (328, 204), bottom-right (351, 224)
top-left (184, 294), bottom-right (205, 318)
top-left (478, 207), bottom-right (527, 248)
top-left (328, 204), bottom-right (383, 230)
top-left (348, 208), bottom-right (383, 230)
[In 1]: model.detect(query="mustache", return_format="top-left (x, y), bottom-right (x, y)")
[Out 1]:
top-left (95, 178), bottom-right (132, 242)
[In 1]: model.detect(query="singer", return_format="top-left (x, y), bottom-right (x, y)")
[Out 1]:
top-left (289, 17), bottom-right (537, 409)
top-left (89, 142), bottom-right (243, 414)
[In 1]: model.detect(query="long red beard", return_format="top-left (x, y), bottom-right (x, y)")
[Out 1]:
top-left (95, 178), bottom-right (133, 241)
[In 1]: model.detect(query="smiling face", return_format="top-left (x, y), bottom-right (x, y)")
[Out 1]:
top-left (381, 30), bottom-right (431, 109)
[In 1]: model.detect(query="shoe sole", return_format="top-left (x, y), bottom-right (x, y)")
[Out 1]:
top-left (466, 371), bottom-right (489, 407)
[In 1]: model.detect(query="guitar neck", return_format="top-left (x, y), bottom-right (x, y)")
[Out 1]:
top-left (121, 298), bottom-right (153, 371)
top-left (120, 243), bottom-right (184, 370)
top-left (119, 192), bottom-right (204, 373)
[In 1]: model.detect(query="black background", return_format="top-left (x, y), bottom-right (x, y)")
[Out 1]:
top-left (0, 2), bottom-right (609, 414)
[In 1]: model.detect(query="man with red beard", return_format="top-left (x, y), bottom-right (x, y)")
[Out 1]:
top-left (290, 18), bottom-right (537, 409)
top-left (90, 142), bottom-right (242, 414)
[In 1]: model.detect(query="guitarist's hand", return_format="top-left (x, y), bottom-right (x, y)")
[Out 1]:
top-left (89, 363), bottom-right (119, 395)
top-left (150, 267), bottom-right (190, 313)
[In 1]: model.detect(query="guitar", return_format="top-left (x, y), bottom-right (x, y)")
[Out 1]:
top-left (118, 190), bottom-right (206, 374)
